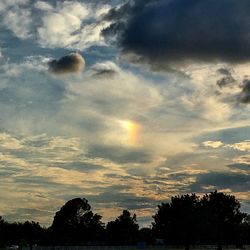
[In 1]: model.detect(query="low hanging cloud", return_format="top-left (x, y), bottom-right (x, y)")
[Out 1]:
top-left (212, 67), bottom-right (250, 105)
top-left (48, 53), bottom-right (85, 74)
top-left (103, 0), bottom-right (250, 69)
top-left (91, 61), bottom-right (120, 77)
top-left (238, 80), bottom-right (250, 104)
top-left (216, 68), bottom-right (236, 88)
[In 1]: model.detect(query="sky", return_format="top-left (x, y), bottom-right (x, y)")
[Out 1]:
top-left (0, 0), bottom-right (250, 227)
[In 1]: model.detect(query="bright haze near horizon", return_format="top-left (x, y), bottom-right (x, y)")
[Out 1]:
top-left (0, 0), bottom-right (250, 227)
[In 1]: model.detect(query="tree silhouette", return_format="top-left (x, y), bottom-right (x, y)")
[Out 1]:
top-left (199, 191), bottom-right (247, 249)
top-left (51, 198), bottom-right (104, 245)
top-left (106, 210), bottom-right (139, 245)
top-left (78, 211), bottom-right (105, 243)
top-left (239, 215), bottom-right (250, 245)
top-left (138, 227), bottom-right (154, 245)
top-left (0, 216), bottom-right (5, 247)
top-left (152, 194), bottom-right (200, 250)
top-left (20, 221), bottom-right (45, 247)
top-left (152, 191), bottom-right (247, 249)
top-left (0, 218), bottom-right (46, 248)
top-left (0, 193), bottom-right (249, 247)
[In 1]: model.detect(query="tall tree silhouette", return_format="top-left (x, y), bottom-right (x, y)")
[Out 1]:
top-left (106, 210), bottom-right (139, 245)
top-left (199, 191), bottom-right (246, 249)
top-left (0, 216), bottom-right (5, 247)
top-left (51, 198), bottom-right (104, 245)
top-left (153, 191), bottom-right (247, 249)
top-left (152, 194), bottom-right (200, 250)
top-left (240, 215), bottom-right (250, 245)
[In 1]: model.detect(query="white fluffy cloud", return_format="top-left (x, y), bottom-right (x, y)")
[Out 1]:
top-left (37, 2), bottom-right (90, 48)
top-left (0, 0), bottom-right (111, 48)
top-left (203, 141), bottom-right (224, 149)
top-left (37, 1), bottom-right (111, 49)
top-left (0, 0), bottom-right (32, 39)
top-left (227, 141), bottom-right (250, 152)
top-left (3, 7), bottom-right (32, 39)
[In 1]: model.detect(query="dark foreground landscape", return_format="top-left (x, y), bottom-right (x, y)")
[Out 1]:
top-left (16, 246), bottom-right (250, 250)
top-left (1, 191), bottom-right (250, 250)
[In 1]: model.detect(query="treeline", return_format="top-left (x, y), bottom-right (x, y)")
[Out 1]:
top-left (0, 191), bottom-right (250, 249)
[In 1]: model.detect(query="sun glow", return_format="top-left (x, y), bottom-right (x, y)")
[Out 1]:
top-left (119, 120), bottom-right (141, 146)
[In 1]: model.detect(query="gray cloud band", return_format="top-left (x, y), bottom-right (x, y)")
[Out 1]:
top-left (103, 0), bottom-right (250, 67)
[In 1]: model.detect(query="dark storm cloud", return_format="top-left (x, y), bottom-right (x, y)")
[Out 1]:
top-left (103, 0), bottom-right (250, 68)
top-left (189, 172), bottom-right (250, 193)
top-left (48, 53), bottom-right (85, 74)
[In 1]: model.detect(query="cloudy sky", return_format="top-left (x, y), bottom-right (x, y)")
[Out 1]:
top-left (0, 0), bottom-right (250, 227)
